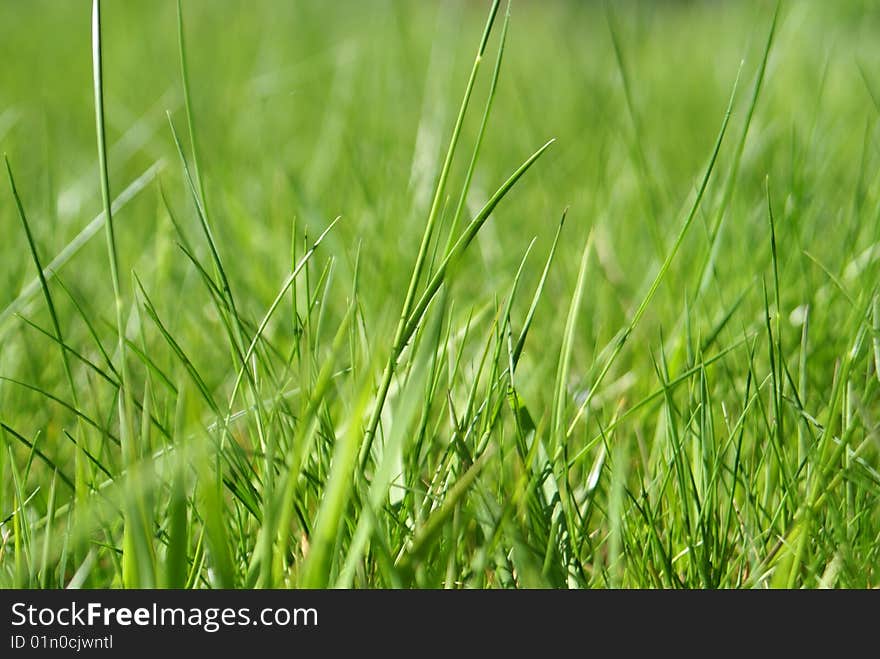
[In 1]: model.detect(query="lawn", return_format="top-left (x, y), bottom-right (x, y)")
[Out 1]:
top-left (1, 0), bottom-right (878, 588)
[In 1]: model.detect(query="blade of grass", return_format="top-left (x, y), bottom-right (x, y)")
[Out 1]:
top-left (92, 0), bottom-right (153, 587)
top-left (359, 0), bottom-right (506, 466)
top-left (567, 63), bottom-right (743, 437)
top-left (0, 161), bottom-right (162, 328)
top-left (6, 157), bottom-right (88, 508)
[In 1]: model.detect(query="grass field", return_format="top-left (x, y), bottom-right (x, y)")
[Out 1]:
top-left (1, 0), bottom-right (879, 589)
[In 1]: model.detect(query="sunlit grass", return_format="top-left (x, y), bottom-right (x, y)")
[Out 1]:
top-left (1, 0), bottom-right (878, 588)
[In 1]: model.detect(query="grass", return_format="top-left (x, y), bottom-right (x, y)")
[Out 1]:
top-left (0, 0), bottom-right (879, 588)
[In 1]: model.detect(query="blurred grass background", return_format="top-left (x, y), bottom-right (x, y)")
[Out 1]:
top-left (3, 0), bottom-right (879, 364)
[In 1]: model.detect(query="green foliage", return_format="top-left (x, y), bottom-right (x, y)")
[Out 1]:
top-left (1, 0), bottom-right (878, 588)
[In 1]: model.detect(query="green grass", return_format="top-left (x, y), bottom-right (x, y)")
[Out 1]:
top-left (1, 0), bottom-right (879, 588)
